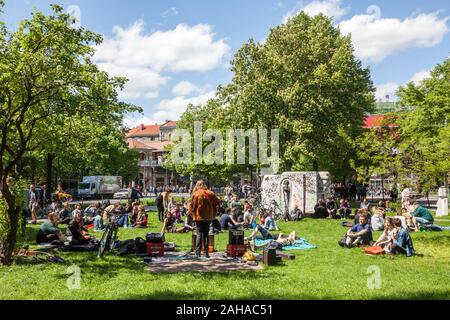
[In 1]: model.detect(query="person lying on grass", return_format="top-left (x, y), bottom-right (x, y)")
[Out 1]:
top-left (373, 217), bottom-right (397, 252)
top-left (246, 225), bottom-right (297, 251)
top-left (36, 212), bottom-right (67, 245)
top-left (338, 214), bottom-right (373, 248)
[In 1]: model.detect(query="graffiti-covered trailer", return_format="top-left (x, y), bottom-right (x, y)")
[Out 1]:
top-left (77, 176), bottom-right (122, 198)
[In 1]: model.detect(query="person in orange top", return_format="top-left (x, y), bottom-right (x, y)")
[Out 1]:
top-left (190, 180), bottom-right (220, 258)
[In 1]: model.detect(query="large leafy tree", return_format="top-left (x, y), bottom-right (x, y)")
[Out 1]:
top-left (217, 13), bottom-right (374, 175)
top-left (166, 13), bottom-right (375, 182)
top-left (396, 57), bottom-right (450, 190)
top-left (0, 4), bottom-right (139, 264)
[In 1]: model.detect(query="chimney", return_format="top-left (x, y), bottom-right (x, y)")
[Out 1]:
top-left (140, 124), bottom-right (145, 130)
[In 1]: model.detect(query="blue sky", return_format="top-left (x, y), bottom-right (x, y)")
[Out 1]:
top-left (2, 0), bottom-right (450, 127)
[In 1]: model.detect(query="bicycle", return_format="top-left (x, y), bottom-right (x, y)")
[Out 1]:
top-left (97, 213), bottom-right (120, 258)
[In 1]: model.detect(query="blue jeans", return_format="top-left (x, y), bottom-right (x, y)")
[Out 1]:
top-left (117, 214), bottom-right (128, 227)
top-left (264, 217), bottom-right (278, 231)
top-left (415, 217), bottom-right (450, 231)
top-left (256, 224), bottom-right (273, 240)
top-left (93, 215), bottom-right (104, 231)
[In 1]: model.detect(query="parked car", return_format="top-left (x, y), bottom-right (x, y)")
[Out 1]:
top-left (113, 189), bottom-right (129, 199)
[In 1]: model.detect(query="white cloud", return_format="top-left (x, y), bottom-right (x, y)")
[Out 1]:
top-left (283, 0), bottom-right (349, 23)
top-left (409, 69), bottom-right (430, 85)
top-left (94, 20), bottom-right (229, 99)
top-left (375, 69), bottom-right (431, 101)
top-left (124, 91), bottom-right (216, 127)
top-left (172, 81), bottom-right (208, 96)
top-left (97, 63), bottom-right (169, 99)
top-left (375, 82), bottom-right (399, 101)
top-left (161, 7), bottom-right (178, 18)
top-left (339, 12), bottom-right (449, 62)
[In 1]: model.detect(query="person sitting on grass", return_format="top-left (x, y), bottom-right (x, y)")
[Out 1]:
top-left (390, 217), bottom-right (415, 257)
top-left (353, 208), bottom-right (371, 226)
top-left (36, 212), bottom-right (67, 245)
top-left (263, 210), bottom-right (279, 231)
top-left (132, 205), bottom-right (148, 228)
top-left (410, 202), bottom-right (434, 231)
top-left (58, 202), bottom-right (72, 225)
top-left (371, 208), bottom-right (385, 231)
top-left (409, 202), bottom-right (450, 232)
top-left (338, 214), bottom-right (373, 248)
top-left (326, 197), bottom-right (337, 219)
top-left (314, 198), bottom-right (327, 219)
top-left (338, 199), bottom-right (352, 219)
top-left (290, 205), bottom-right (304, 221)
top-left (68, 212), bottom-right (93, 245)
top-left (360, 198), bottom-right (370, 211)
top-left (373, 217), bottom-right (397, 252)
top-left (220, 208), bottom-right (242, 230)
top-left (243, 204), bottom-right (256, 228)
top-left (161, 211), bottom-right (194, 234)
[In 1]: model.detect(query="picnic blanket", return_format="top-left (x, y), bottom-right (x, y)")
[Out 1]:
top-left (146, 252), bottom-right (262, 273)
top-left (254, 237), bottom-right (316, 250)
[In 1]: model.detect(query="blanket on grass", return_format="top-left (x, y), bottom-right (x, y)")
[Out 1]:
top-left (254, 237), bottom-right (316, 250)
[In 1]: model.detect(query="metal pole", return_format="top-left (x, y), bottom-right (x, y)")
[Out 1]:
top-left (303, 175), bottom-right (306, 215)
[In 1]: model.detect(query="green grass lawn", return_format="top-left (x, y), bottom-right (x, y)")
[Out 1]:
top-left (1, 212), bottom-right (449, 300)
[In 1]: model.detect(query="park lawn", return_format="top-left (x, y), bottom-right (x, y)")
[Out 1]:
top-left (0, 213), bottom-right (449, 300)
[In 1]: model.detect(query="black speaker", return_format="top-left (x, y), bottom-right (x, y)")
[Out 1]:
top-left (228, 229), bottom-right (244, 245)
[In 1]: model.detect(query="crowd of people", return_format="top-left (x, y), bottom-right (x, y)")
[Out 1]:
top-left (28, 178), bottom-right (448, 260)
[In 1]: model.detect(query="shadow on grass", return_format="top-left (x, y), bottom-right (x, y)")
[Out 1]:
top-left (126, 290), bottom-right (450, 300)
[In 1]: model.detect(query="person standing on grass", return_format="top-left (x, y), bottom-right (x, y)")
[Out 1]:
top-left (29, 184), bottom-right (39, 224)
top-left (190, 180), bottom-right (220, 258)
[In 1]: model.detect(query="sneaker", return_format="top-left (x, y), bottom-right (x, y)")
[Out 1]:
top-left (205, 253), bottom-right (210, 258)
top-left (338, 240), bottom-right (345, 247)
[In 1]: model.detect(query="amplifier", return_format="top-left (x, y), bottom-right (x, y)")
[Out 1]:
top-left (146, 232), bottom-right (165, 243)
top-left (146, 242), bottom-right (164, 257)
top-left (228, 229), bottom-right (245, 245)
top-left (227, 244), bottom-right (247, 257)
top-left (263, 248), bottom-right (277, 266)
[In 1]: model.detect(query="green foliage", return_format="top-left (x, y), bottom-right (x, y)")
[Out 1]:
top-left (0, 4), bottom-right (141, 263)
top-left (347, 116), bottom-right (401, 183)
top-left (166, 13), bottom-right (375, 180)
top-left (396, 57), bottom-right (450, 190)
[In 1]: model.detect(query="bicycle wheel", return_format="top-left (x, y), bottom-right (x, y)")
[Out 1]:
top-left (108, 224), bottom-right (118, 252)
top-left (98, 225), bottom-right (112, 258)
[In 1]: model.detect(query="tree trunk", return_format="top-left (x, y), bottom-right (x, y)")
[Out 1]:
top-left (0, 181), bottom-right (18, 265)
top-left (46, 153), bottom-right (54, 200)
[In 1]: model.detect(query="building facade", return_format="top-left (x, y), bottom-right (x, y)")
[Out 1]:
top-left (127, 121), bottom-right (183, 191)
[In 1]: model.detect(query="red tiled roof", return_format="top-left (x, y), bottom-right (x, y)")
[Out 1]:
top-left (127, 139), bottom-right (155, 150)
top-left (364, 115), bottom-right (398, 129)
top-left (161, 120), bottom-right (177, 127)
top-left (143, 140), bottom-right (172, 152)
top-left (127, 139), bottom-right (172, 152)
top-left (364, 115), bottom-right (385, 128)
top-left (126, 124), bottom-right (161, 138)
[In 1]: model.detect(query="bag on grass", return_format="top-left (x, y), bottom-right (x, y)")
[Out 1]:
top-left (364, 246), bottom-right (384, 255)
